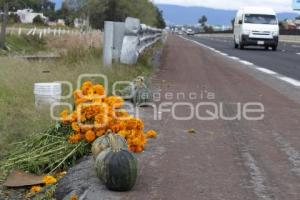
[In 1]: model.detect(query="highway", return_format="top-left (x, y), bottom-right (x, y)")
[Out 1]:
top-left (54, 35), bottom-right (300, 200)
top-left (186, 34), bottom-right (300, 82)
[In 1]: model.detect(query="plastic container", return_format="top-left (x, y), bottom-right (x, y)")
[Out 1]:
top-left (34, 83), bottom-right (62, 109)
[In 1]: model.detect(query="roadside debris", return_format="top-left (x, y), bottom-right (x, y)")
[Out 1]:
top-left (117, 76), bottom-right (152, 105)
top-left (187, 129), bottom-right (197, 134)
top-left (3, 170), bottom-right (44, 188)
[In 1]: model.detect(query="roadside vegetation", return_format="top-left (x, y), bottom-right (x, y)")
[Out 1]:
top-left (0, 33), bottom-right (158, 161)
top-left (0, 0), bottom-right (166, 29)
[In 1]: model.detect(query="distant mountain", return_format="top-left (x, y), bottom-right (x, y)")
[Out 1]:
top-left (157, 4), bottom-right (299, 25)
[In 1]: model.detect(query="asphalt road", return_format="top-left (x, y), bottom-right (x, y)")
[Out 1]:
top-left (126, 35), bottom-right (300, 200)
top-left (186, 34), bottom-right (300, 81)
top-left (54, 35), bottom-right (300, 200)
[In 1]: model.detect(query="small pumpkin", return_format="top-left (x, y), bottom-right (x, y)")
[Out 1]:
top-left (91, 131), bottom-right (128, 160)
top-left (95, 134), bottom-right (138, 191)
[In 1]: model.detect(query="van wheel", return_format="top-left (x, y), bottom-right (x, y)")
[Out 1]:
top-left (234, 42), bottom-right (238, 48)
top-left (272, 46), bottom-right (277, 51)
top-left (234, 37), bottom-right (238, 48)
top-left (239, 42), bottom-right (244, 50)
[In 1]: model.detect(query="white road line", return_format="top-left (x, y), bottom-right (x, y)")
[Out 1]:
top-left (292, 45), bottom-right (300, 48)
top-left (272, 132), bottom-right (300, 177)
top-left (220, 53), bottom-right (228, 56)
top-left (229, 56), bottom-right (240, 60)
top-left (296, 53), bottom-right (300, 55)
top-left (242, 152), bottom-right (273, 200)
top-left (255, 67), bottom-right (278, 75)
top-left (279, 77), bottom-right (300, 87)
top-left (180, 36), bottom-right (300, 88)
top-left (239, 60), bottom-right (254, 66)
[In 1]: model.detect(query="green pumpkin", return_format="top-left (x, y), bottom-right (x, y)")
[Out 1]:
top-left (91, 131), bottom-right (128, 160)
top-left (95, 134), bottom-right (138, 191)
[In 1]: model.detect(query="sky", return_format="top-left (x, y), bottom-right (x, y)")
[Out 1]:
top-left (152, 0), bottom-right (296, 12)
top-left (53, 0), bottom-right (298, 13)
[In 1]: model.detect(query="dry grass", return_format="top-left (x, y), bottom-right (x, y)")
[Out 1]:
top-left (45, 31), bottom-right (102, 52)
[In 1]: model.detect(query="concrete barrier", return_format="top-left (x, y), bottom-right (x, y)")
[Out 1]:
top-left (103, 17), bottom-right (163, 66)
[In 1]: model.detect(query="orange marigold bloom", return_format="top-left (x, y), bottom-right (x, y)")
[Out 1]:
top-left (85, 130), bottom-right (96, 143)
top-left (126, 118), bottom-right (144, 130)
top-left (60, 109), bottom-right (71, 123)
top-left (95, 114), bottom-right (109, 128)
top-left (80, 125), bottom-right (92, 133)
top-left (129, 145), bottom-right (137, 152)
top-left (118, 130), bottom-right (128, 138)
top-left (81, 81), bottom-right (93, 95)
top-left (71, 122), bottom-right (80, 132)
top-left (43, 175), bottom-right (57, 185)
top-left (95, 129), bottom-right (106, 137)
top-left (136, 145), bottom-right (144, 153)
top-left (105, 96), bottom-right (124, 109)
top-left (73, 90), bottom-right (82, 100)
top-left (93, 84), bottom-right (105, 96)
top-left (75, 97), bottom-right (90, 106)
top-left (146, 130), bottom-right (157, 138)
top-left (68, 133), bottom-right (82, 144)
top-left (114, 110), bottom-right (131, 121)
top-left (30, 185), bottom-right (42, 193)
top-left (70, 194), bottom-right (78, 200)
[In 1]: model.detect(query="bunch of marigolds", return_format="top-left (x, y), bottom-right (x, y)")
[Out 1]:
top-left (60, 81), bottom-right (157, 153)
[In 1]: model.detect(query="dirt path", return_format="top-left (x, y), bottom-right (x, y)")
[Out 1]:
top-left (122, 35), bottom-right (300, 200)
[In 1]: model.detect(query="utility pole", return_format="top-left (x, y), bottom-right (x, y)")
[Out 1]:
top-left (0, 3), bottom-right (9, 49)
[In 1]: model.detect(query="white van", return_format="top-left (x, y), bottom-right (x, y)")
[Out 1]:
top-left (234, 7), bottom-right (279, 51)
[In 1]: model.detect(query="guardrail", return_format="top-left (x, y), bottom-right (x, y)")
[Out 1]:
top-left (138, 24), bottom-right (162, 53)
top-left (103, 17), bottom-right (163, 66)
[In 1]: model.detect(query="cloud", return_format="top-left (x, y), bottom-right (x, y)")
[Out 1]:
top-left (152, 0), bottom-right (296, 12)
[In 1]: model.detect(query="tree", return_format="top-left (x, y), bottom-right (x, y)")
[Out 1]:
top-left (33, 15), bottom-right (45, 25)
top-left (0, 2), bottom-right (8, 49)
top-left (155, 7), bottom-right (166, 28)
top-left (64, 0), bottom-right (165, 29)
top-left (204, 26), bottom-right (214, 33)
top-left (198, 15), bottom-right (207, 27)
top-left (8, 13), bottom-right (21, 24)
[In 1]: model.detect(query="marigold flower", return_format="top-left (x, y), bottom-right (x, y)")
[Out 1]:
top-left (146, 130), bottom-right (157, 138)
top-left (60, 81), bottom-right (155, 153)
top-left (30, 185), bottom-right (42, 193)
top-left (105, 96), bottom-right (124, 109)
top-left (95, 129), bottom-right (106, 137)
top-left (79, 125), bottom-right (92, 133)
top-left (118, 130), bottom-right (127, 138)
top-left (68, 133), bottom-right (82, 144)
top-left (115, 109), bottom-right (130, 119)
top-left (85, 130), bottom-right (96, 143)
top-left (73, 90), bottom-right (82, 100)
top-left (81, 81), bottom-right (93, 89)
top-left (71, 122), bottom-right (80, 132)
top-left (81, 81), bottom-right (93, 95)
top-left (60, 109), bottom-right (71, 123)
top-left (43, 175), bottom-right (57, 185)
top-left (126, 118), bottom-right (144, 130)
top-left (93, 84), bottom-right (105, 96)
top-left (70, 194), bottom-right (78, 200)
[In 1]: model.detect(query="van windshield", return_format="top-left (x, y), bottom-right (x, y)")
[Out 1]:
top-left (244, 14), bottom-right (277, 25)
